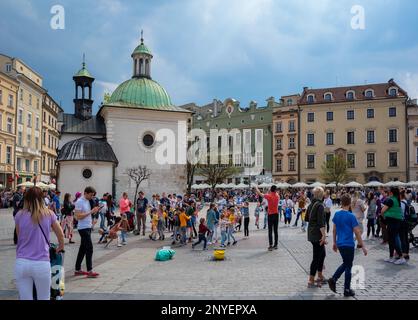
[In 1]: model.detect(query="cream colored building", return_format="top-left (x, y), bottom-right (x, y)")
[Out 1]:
top-left (0, 71), bottom-right (18, 189)
top-left (299, 79), bottom-right (408, 184)
top-left (0, 54), bottom-right (45, 184)
top-left (407, 99), bottom-right (418, 181)
top-left (41, 93), bottom-right (62, 183)
top-left (272, 94), bottom-right (300, 184)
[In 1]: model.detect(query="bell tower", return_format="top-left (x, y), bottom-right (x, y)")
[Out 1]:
top-left (131, 30), bottom-right (153, 79)
top-left (73, 54), bottom-right (94, 120)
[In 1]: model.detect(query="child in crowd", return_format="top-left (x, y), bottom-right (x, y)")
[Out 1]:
top-left (254, 202), bottom-right (263, 229)
top-left (227, 207), bottom-right (238, 246)
top-left (157, 205), bottom-right (167, 240)
top-left (179, 208), bottom-right (191, 245)
top-left (149, 208), bottom-right (159, 241)
top-left (284, 207), bottom-right (292, 226)
top-left (118, 214), bottom-right (129, 246)
top-left (103, 216), bottom-right (122, 248)
top-left (171, 210), bottom-right (181, 244)
top-left (220, 213), bottom-right (229, 248)
top-left (192, 218), bottom-right (210, 250)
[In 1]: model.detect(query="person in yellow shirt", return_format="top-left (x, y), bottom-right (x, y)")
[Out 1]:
top-left (179, 208), bottom-right (191, 245)
top-left (149, 208), bottom-right (159, 241)
top-left (227, 207), bottom-right (237, 246)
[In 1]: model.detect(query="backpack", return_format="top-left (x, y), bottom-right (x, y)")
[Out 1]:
top-left (305, 201), bottom-right (321, 223)
top-left (402, 200), bottom-right (417, 222)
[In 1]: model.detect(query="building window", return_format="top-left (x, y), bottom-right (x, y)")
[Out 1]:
top-left (326, 154), bottom-right (334, 168)
top-left (7, 118), bottom-right (12, 133)
top-left (42, 156), bottom-right (45, 171)
top-left (367, 109), bottom-right (374, 119)
top-left (20, 89), bottom-right (23, 101)
top-left (289, 157), bottom-right (296, 171)
top-left (347, 110), bottom-right (355, 120)
top-left (25, 159), bottom-right (30, 172)
top-left (326, 112), bottom-right (333, 121)
top-left (27, 113), bottom-right (32, 127)
top-left (18, 109), bottom-right (23, 124)
top-left (6, 146), bottom-right (12, 164)
top-left (35, 137), bottom-right (39, 150)
top-left (324, 93), bottom-right (332, 101)
top-left (27, 133), bottom-right (31, 146)
top-left (307, 133), bottom-right (315, 146)
top-left (326, 132), bottom-right (334, 145)
top-left (367, 130), bottom-right (375, 144)
top-left (347, 131), bottom-right (355, 144)
top-left (367, 153), bottom-right (375, 168)
top-left (289, 137), bottom-right (296, 149)
top-left (29, 94), bottom-right (32, 106)
top-left (256, 151), bottom-right (263, 166)
top-left (307, 95), bottom-right (315, 104)
top-left (307, 113), bottom-right (315, 122)
top-left (276, 159), bottom-right (282, 172)
top-left (347, 154), bottom-right (355, 169)
top-left (389, 152), bottom-right (398, 167)
top-left (307, 154), bottom-right (315, 169)
top-left (346, 91), bottom-right (355, 100)
top-left (287, 99), bottom-right (293, 106)
top-left (289, 120), bottom-right (295, 132)
top-left (34, 160), bottom-right (38, 173)
top-left (5, 63), bottom-right (12, 73)
top-left (276, 122), bottom-right (282, 133)
top-left (276, 139), bottom-right (282, 150)
top-left (416, 148), bottom-right (418, 164)
top-left (36, 98), bottom-right (40, 109)
top-left (365, 90), bottom-right (374, 98)
top-left (389, 88), bottom-right (398, 97)
top-left (0, 114), bottom-right (2, 130)
top-left (42, 131), bottom-right (46, 145)
top-left (17, 131), bottom-right (22, 146)
top-left (234, 154), bottom-right (241, 167)
top-left (17, 158), bottom-right (22, 171)
top-left (35, 117), bottom-right (39, 130)
top-left (389, 129), bottom-right (398, 143)
top-left (82, 168), bottom-right (93, 179)
top-left (0, 90), bottom-right (2, 104)
top-left (389, 107), bottom-right (397, 117)
top-left (8, 94), bottom-right (13, 107)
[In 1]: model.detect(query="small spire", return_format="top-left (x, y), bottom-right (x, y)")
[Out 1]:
top-left (82, 53), bottom-right (86, 68)
top-left (140, 29), bottom-right (144, 44)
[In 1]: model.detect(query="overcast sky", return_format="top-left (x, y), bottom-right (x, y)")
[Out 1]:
top-left (1, 0), bottom-right (418, 113)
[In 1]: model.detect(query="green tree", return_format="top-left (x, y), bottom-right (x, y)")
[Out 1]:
top-left (321, 155), bottom-right (349, 189)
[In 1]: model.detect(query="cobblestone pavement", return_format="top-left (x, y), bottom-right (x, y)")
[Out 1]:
top-left (1, 205), bottom-right (417, 300)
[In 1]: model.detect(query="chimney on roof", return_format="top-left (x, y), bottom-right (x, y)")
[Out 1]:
top-left (303, 87), bottom-right (308, 91)
top-left (389, 78), bottom-right (394, 83)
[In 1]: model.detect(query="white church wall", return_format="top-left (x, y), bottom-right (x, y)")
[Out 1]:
top-left (101, 107), bottom-right (189, 199)
top-left (57, 161), bottom-right (113, 199)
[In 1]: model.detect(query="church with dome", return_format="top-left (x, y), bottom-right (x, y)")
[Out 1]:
top-left (57, 34), bottom-right (191, 199)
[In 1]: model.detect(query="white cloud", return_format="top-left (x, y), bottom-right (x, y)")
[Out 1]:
top-left (400, 73), bottom-right (418, 99)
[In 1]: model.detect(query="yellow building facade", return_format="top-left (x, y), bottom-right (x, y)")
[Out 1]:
top-left (299, 79), bottom-right (408, 184)
top-left (0, 71), bottom-right (18, 189)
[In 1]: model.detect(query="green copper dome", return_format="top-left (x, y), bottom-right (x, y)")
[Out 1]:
top-left (132, 43), bottom-right (152, 56)
top-left (108, 78), bottom-right (176, 110)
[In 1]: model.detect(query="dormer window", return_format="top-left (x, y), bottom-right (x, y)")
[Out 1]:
top-left (346, 91), bottom-right (355, 100)
top-left (324, 93), bottom-right (332, 101)
top-left (389, 87), bottom-right (398, 97)
top-left (307, 94), bottom-right (315, 104)
top-left (365, 89), bottom-right (374, 98)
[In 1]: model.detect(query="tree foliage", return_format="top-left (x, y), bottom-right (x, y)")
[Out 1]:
top-left (320, 155), bottom-right (349, 188)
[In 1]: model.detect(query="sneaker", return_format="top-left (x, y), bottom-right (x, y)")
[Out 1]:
top-left (384, 257), bottom-right (396, 263)
top-left (227, 242), bottom-right (231, 246)
top-left (87, 271), bottom-right (100, 278)
top-left (273, 245), bottom-right (278, 250)
top-left (69, 240), bottom-right (75, 244)
top-left (122, 242), bottom-right (127, 245)
top-left (328, 278), bottom-right (337, 293)
top-left (233, 241), bottom-right (237, 246)
top-left (394, 257), bottom-right (407, 265)
top-left (117, 244), bottom-right (122, 247)
top-left (74, 270), bottom-right (88, 276)
top-left (268, 246), bottom-right (273, 251)
top-left (344, 289), bottom-right (355, 297)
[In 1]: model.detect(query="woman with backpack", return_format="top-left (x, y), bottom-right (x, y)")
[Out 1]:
top-left (366, 192), bottom-right (377, 239)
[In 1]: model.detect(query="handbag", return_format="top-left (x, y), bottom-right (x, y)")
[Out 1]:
top-left (38, 223), bottom-right (57, 261)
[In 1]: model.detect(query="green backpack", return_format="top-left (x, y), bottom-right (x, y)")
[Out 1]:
top-left (155, 249), bottom-right (176, 261)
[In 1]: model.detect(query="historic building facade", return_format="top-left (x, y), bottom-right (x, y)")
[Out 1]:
top-left (272, 94), bottom-right (300, 184)
top-left (407, 98), bottom-right (418, 181)
top-left (0, 54), bottom-right (45, 185)
top-left (0, 70), bottom-right (18, 188)
top-left (298, 79), bottom-right (409, 184)
top-left (183, 97), bottom-right (275, 185)
top-left (41, 93), bottom-right (62, 183)
top-left (58, 35), bottom-right (191, 199)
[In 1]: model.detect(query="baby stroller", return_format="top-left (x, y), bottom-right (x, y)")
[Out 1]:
top-left (408, 219), bottom-right (418, 248)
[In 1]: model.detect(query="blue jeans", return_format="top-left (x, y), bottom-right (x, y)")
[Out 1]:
top-left (332, 246), bottom-right (355, 291)
top-left (221, 230), bottom-right (227, 246)
top-left (99, 212), bottom-right (106, 230)
top-left (227, 227), bottom-right (236, 243)
top-left (120, 231), bottom-right (127, 243)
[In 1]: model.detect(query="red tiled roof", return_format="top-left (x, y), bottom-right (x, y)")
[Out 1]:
top-left (299, 79), bottom-right (407, 105)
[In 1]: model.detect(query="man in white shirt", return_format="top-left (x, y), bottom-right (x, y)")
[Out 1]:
top-left (74, 186), bottom-right (100, 278)
top-left (323, 190), bottom-right (333, 234)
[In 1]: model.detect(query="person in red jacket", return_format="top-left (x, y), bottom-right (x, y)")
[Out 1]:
top-left (192, 218), bottom-right (210, 250)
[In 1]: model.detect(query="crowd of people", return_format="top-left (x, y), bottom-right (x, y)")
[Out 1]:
top-left (9, 182), bottom-right (417, 300)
